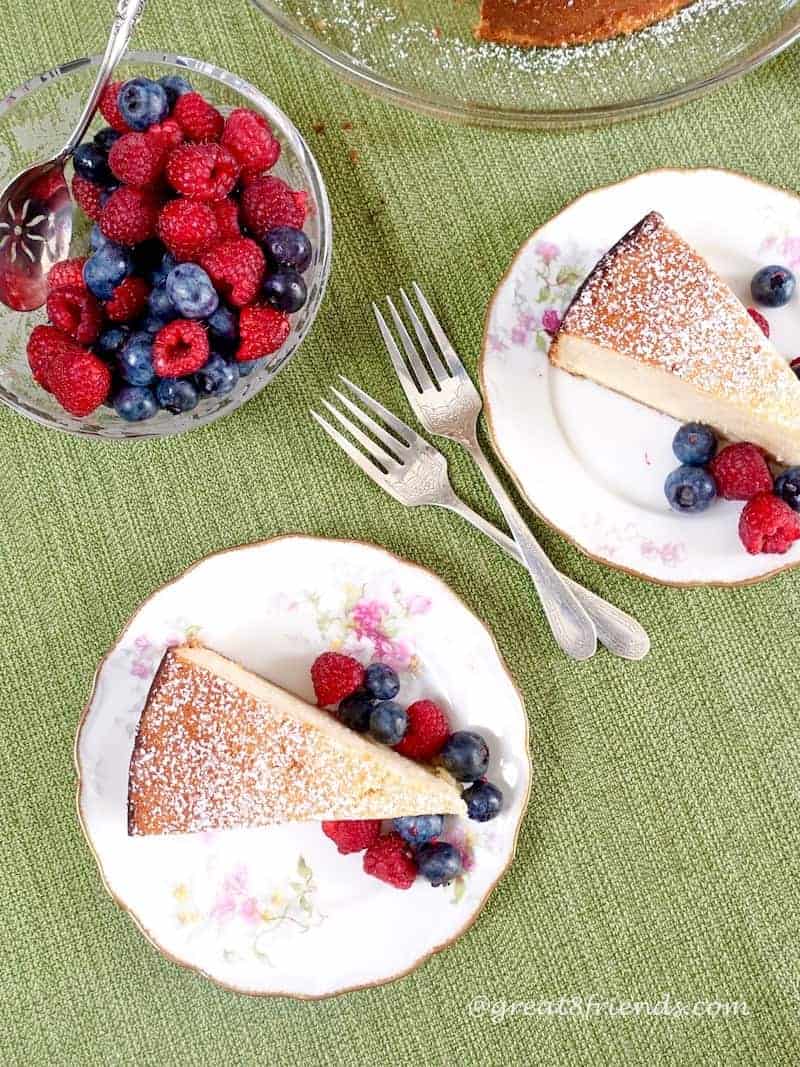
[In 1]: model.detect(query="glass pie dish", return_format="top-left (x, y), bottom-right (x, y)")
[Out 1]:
top-left (251, 0), bottom-right (800, 127)
top-left (0, 52), bottom-right (331, 439)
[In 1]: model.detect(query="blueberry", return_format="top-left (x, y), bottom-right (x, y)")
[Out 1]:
top-left (264, 225), bottom-right (312, 273)
top-left (237, 357), bottom-right (264, 377)
top-left (148, 283), bottom-right (177, 322)
top-left (368, 700), bottom-right (408, 745)
top-left (664, 465), bottom-right (717, 514)
top-left (139, 312), bottom-right (171, 334)
top-left (416, 842), bottom-right (463, 887)
top-left (113, 385), bottom-right (157, 421)
top-left (117, 77), bottom-right (169, 131)
top-left (148, 251), bottom-right (177, 289)
top-left (337, 691), bottom-right (374, 733)
top-left (751, 265), bottom-right (796, 308)
top-left (263, 269), bottom-right (307, 313)
top-left (119, 332), bottom-right (155, 386)
top-left (208, 305), bottom-right (238, 350)
top-left (440, 731), bottom-right (489, 782)
top-left (93, 126), bottom-right (121, 154)
top-left (166, 263), bottom-right (219, 320)
top-left (133, 239), bottom-right (166, 279)
top-left (194, 353), bottom-right (238, 397)
top-left (462, 781), bottom-right (503, 823)
top-left (672, 422), bottom-right (717, 466)
top-left (89, 223), bottom-right (110, 252)
top-left (96, 325), bottom-right (130, 359)
top-left (393, 814), bottom-right (444, 846)
top-left (73, 142), bottom-right (113, 185)
top-left (158, 74), bottom-right (193, 107)
top-left (364, 663), bottom-right (400, 701)
top-left (775, 467), bottom-right (800, 511)
top-left (83, 243), bottom-right (133, 300)
top-left (156, 377), bottom-right (199, 414)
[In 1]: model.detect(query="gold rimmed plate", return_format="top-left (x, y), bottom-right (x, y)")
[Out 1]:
top-left (480, 168), bottom-right (800, 587)
top-left (75, 536), bottom-right (531, 998)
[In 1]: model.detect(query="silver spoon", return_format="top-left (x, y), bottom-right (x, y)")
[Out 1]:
top-left (0, 0), bottom-right (145, 311)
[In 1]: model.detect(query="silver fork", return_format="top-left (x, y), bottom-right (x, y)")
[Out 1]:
top-left (311, 378), bottom-right (649, 661)
top-left (375, 283), bottom-right (599, 661)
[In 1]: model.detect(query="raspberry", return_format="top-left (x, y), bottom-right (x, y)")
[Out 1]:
top-left (212, 198), bottom-right (240, 239)
top-left (105, 275), bottom-right (150, 322)
top-left (173, 92), bottom-right (224, 142)
top-left (72, 175), bottom-right (104, 221)
top-left (747, 307), bottom-right (770, 337)
top-left (221, 108), bottom-right (281, 177)
top-left (241, 176), bottom-right (307, 241)
top-left (50, 348), bottom-right (111, 417)
top-left (157, 198), bottom-right (219, 261)
top-left (46, 257), bottom-right (87, 293)
top-left (46, 284), bottom-right (104, 344)
top-left (108, 132), bottom-right (164, 187)
top-left (363, 833), bottom-right (417, 889)
top-left (393, 700), bottom-right (451, 761)
top-left (26, 325), bottom-right (79, 391)
top-left (321, 820), bottom-right (382, 855)
top-left (709, 442), bottom-right (773, 501)
top-left (310, 652), bottom-right (365, 707)
top-left (152, 319), bottom-right (210, 377)
top-left (166, 143), bottom-right (240, 202)
top-left (99, 80), bottom-right (129, 132)
top-left (739, 492), bottom-right (800, 554)
top-left (200, 237), bottom-right (265, 308)
top-left (100, 187), bottom-right (159, 246)
top-left (236, 304), bottom-right (290, 362)
top-left (146, 117), bottom-right (184, 156)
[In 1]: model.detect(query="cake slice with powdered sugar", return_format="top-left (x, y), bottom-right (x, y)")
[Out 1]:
top-left (128, 644), bottom-right (466, 836)
top-left (549, 211), bottom-right (800, 465)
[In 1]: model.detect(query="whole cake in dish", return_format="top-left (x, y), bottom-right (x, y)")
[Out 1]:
top-left (128, 645), bottom-right (466, 835)
top-left (475, 0), bottom-right (695, 47)
top-left (549, 211), bottom-right (800, 465)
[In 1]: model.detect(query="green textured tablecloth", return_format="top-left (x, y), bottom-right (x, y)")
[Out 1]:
top-left (3, 2), bottom-right (800, 1063)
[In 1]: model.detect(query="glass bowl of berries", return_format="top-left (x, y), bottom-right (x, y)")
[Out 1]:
top-left (0, 52), bottom-right (331, 438)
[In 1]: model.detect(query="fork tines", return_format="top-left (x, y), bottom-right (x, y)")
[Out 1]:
top-left (310, 377), bottom-right (419, 483)
top-left (373, 282), bottom-right (465, 403)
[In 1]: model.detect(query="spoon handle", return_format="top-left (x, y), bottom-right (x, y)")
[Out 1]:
top-left (59, 0), bottom-right (147, 158)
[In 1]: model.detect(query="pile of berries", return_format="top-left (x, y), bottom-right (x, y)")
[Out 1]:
top-left (312, 651), bottom-right (503, 891)
top-left (662, 264), bottom-right (800, 554)
top-left (664, 427), bottom-right (800, 554)
top-left (27, 74), bottom-right (313, 421)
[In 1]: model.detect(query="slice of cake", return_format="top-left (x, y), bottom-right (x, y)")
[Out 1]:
top-left (549, 212), bottom-right (800, 465)
top-left (475, 0), bottom-right (694, 48)
top-left (128, 645), bottom-right (466, 835)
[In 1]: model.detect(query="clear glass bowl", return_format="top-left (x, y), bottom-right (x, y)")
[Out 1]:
top-left (0, 52), bottom-right (332, 439)
top-left (251, 0), bottom-right (800, 128)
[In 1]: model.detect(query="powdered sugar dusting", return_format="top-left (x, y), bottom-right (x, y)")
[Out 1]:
top-left (128, 649), bottom-right (463, 835)
top-left (558, 212), bottom-right (799, 416)
top-left (278, 0), bottom-right (756, 106)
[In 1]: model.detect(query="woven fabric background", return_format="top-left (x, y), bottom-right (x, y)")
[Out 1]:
top-left (2, 1), bottom-right (800, 1063)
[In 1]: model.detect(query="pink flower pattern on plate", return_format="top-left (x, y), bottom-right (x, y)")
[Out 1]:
top-left (351, 597), bottom-right (414, 671)
top-left (760, 234), bottom-right (800, 270)
top-left (536, 240), bottom-right (560, 264)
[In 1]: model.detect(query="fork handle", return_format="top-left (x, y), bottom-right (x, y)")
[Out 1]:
top-left (59, 0), bottom-right (147, 159)
top-left (464, 443), bottom-right (597, 661)
top-left (439, 496), bottom-right (649, 661)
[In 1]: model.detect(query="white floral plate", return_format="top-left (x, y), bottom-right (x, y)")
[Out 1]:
top-left (75, 536), bottom-right (531, 998)
top-left (481, 168), bottom-right (800, 587)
